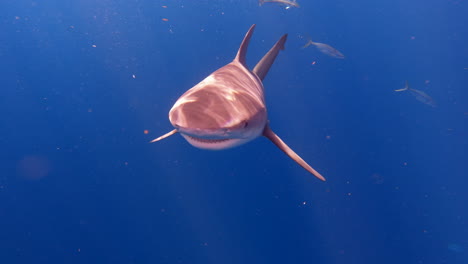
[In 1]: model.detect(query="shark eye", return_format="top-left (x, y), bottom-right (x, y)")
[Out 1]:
top-left (243, 121), bottom-right (249, 128)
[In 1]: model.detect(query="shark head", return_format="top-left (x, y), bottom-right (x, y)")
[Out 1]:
top-left (168, 64), bottom-right (267, 150)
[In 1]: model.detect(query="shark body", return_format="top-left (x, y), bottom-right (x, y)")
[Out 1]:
top-left (153, 25), bottom-right (325, 181)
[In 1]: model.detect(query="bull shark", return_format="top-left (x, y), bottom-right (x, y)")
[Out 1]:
top-left (152, 24), bottom-right (325, 181)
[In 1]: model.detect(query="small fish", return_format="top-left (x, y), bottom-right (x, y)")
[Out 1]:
top-left (302, 38), bottom-right (345, 59)
top-left (259, 0), bottom-right (300, 9)
top-left (395, 81), bottom-right (437, 107)
top-left (448, 243), bottom-right (463, 253)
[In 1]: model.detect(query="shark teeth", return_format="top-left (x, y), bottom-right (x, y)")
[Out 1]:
top-left (187, 135), bottom-right (230, 143)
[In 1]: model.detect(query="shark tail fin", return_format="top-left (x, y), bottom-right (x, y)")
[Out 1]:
top-left (395, 81), bottom-right (409, 92)
top-left (301, 35), bottom-right (314, 49)
top-left (234, 24), bottom-right (256, 67)
top-left (150, 129), bottom-right (177, 143)
top-left (253, 33), bottom-right (287, 81)
top-left (263, 124), bottom-right (326, 181)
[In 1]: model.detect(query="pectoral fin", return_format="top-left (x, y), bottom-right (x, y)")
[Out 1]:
top-left (150, 129), bottom-right (177, 143)
top-left (263, 125), bottom-right (326, 181)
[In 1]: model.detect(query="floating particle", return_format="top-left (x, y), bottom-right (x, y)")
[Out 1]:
top-left (162, 18), bottom-right (169, 22)
top-left (162, 5), bottom-right (167, 8)
top-left (144, 130), bottom-right (149, 134)
top-left (132, 74), bottom-right (136, 79)
top-left (371, 173), bottom-right (385, 184)
top-left (17, 155), bottom-right (51, 180)
top-left (92, 44), bottom-right (96, 48)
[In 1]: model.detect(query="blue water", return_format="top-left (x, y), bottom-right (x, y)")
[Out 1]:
top-left (1, 0), bottom-right (467, 263)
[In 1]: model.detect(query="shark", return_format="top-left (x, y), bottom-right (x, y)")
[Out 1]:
top-left (152, 24), bottom-right (325, 181)
top-left (394, 80), bottom-right (437, 107)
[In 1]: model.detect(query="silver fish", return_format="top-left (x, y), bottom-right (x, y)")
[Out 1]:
top-left (302, 39), bottom-right (345, 59)
top-left (152, 25), bottom-right (325, 181)
top-left (259, 0), bottom-right (300, 8)
top-left (395, 81), bottom-right (437, 107)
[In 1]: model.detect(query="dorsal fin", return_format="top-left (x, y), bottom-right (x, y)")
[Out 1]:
top-left (234, 24), bottom-right (256, 67)
top-left (253, 34), bottom-right (287, 81)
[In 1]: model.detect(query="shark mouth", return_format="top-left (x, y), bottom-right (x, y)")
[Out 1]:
top-left (186, 135), bottom-right (231, 144)
top-left (181, 134), bottom-right (244, 150)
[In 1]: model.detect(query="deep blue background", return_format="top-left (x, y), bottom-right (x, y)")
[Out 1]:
top-left (1, 0), bottom-right (467, 263)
